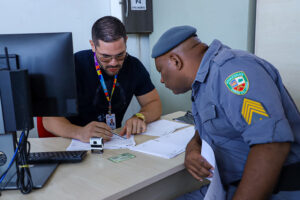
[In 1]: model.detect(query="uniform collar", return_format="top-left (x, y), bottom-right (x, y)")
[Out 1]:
top-left (193, 39), bottom-right (222, 84)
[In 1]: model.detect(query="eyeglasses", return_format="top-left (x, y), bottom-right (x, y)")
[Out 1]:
top-left (97, 51), bottom-right (127, 63)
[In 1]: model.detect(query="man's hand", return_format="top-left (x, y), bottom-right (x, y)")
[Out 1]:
top-left (184, 130), bottom-right (214, 181)
top-left (119, 116), bottom-right (147, 138)
top-left (76, 121), bottom-right (113, 143)
top-left (185, 149), bottom-right (214, 181)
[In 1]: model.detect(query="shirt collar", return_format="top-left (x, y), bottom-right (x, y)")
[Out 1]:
top-left (193, 39), bottom-right (222, 84)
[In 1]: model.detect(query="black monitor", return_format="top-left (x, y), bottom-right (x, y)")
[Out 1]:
top-left (0, 32), bottom-right (78, 193)
top-left (0, 32), bottom-right (77, 118)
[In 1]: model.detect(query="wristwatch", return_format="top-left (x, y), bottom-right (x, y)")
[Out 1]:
top-left (135, 113), bottom-right (146, 122)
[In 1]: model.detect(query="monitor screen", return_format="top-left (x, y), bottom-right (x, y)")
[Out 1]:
top-left (0, 32), bottom-right (77, 117)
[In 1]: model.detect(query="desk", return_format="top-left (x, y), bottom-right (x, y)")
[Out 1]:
top-left (2, 112), bottom-right (207, 200)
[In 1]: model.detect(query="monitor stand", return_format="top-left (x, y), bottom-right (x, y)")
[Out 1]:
top-left (0, 134), bottom-right (59, 190)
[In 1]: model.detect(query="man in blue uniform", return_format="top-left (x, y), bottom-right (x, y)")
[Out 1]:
top-left (43, 16), bottom-right (162, 142)
top-left (152, 25), bottom-right (300, 199)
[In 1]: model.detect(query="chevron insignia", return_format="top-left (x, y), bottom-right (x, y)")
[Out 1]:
top-left (241, 98), bottom-right (269, 125)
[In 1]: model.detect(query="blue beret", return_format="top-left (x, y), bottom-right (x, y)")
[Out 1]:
top-left (151, 25), bottom-right (197, 58)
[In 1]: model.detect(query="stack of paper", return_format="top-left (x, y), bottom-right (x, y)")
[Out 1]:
top-left (201, 139), bottom-right (226, 199)
top-left (130, 126), bottom-right (195, 159)
top-left (142, 119), bottom-right (189, 137)
top-left (66, 134), bottom-right (135, 151)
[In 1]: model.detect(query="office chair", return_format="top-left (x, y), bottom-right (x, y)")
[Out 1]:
top-left (36, 117), bottom-right (56, 137)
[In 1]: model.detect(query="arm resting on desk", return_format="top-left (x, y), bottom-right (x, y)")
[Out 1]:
top-left (42, 117), bottom-right (113, 143)
top-left (120, 89), bottom-right (162, 137)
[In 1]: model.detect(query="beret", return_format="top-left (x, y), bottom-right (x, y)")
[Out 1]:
top-left (151, 25), bottom-right (197, 58)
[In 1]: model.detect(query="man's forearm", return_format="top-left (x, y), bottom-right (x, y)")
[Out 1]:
top-left (233, 142), bottom-right (290, 200)
top-left (139, 98), bottom-right (162, 123)
top-left (43, 117), bottom-right (82, 140)
top-left (186, 130), bottom-right (202, 153)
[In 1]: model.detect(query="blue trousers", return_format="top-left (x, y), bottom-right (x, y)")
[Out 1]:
top-left (176, 185), bottom-right (300, 200)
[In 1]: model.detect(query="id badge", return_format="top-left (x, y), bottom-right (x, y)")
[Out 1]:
top-left (106, 113), bottom-right (116, 130)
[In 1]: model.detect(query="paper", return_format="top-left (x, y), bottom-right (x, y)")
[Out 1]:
top-left (130, 126), bottom-right (195, 159)
top-left (66, 134), bottom-right (135, 151)
top-left (201, 139), bottom-right (226, 200)
top-left (142, 119), bottom-right (189, 137)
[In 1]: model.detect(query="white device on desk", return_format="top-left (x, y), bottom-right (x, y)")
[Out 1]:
top-left (90, 137), bottom-right (103, 154)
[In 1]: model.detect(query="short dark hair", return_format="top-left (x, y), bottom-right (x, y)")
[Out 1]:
top-left (92, 16), bottom-right (127, 46)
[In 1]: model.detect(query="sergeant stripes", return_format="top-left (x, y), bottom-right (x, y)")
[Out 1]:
top-left (241, 98), bottom-right (269, 125)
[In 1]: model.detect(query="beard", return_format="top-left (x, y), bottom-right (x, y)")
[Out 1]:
top-left (102, 64), bottom-right (122, 76)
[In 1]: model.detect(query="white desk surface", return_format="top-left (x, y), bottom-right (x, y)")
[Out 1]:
top-left (2, 111), bottom-right (206, 200)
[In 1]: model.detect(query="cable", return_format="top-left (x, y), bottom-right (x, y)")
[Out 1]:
top-left (17, 128), bottom-right (33, 194)
top-left (0, 132), bottom-right (24, 195)
top-left (0, 132), bottom-right (23, 183)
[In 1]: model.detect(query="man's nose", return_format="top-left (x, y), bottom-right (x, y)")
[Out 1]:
top-left (160, 76), bottom-right (164, 83)
top-left (108, 57), bottom-right (119, 66)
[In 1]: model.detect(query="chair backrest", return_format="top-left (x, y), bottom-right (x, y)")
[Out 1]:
top-left (36, 117), bottom-right (56, 137)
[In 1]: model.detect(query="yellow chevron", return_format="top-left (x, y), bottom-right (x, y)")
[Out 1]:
top-left (245, 106), bottom-right (268, 123)
top-left (241, 98), bottom-right (269, 125)
top-left (242, 98), bottom-right (262, 115)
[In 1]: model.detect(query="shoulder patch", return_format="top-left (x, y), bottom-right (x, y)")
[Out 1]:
top-left (241, 98), bottom-right (269, 125)
top-left (225, 71), bottom-right (249, 95)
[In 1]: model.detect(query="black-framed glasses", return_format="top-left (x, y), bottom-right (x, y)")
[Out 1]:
top-left (98, 51), bottom-right (127, 64)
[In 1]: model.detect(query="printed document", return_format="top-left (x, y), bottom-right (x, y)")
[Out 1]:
top-left (201, 139), bottom-right (226, 200)
top-left (142, 119), bottom-right (189, 137)
top-left (66, 134), bottom-right (135, 151)
top-left (130, 126), bottom-right (195, 159)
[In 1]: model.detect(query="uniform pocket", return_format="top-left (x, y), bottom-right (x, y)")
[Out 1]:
top-left (199, 104), bottom-right (217, 133)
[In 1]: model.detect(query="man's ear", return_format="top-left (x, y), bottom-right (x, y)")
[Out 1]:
top-left (89, 40), bottom-right (96, 52)
top-left (169, 53), bottom-right (183, 71)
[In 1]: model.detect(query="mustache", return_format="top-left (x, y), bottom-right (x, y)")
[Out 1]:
top-left (106, 65), bottom-right (121, 69)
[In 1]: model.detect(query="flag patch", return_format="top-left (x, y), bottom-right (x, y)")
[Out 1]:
top-left (241, 98), bottom-right (269, 125)
top-left (225, 71), bottom-right (249, 95)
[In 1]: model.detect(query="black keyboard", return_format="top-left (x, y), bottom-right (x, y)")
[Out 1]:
top-left (27, 151), bottom-right (87, 164)
top-left (173, 111), bottom-right (195, 125)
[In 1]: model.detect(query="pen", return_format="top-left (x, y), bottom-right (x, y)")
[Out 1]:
top-left (111, 132), bottom-right (127, 139)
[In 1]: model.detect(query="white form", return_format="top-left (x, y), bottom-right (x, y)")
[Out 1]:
top-left (130, 126), bottom-right (195, 159)
top-left (66, 134), bottom-right (135, 151)
top-left (201, 139), bottom-right (226, 200)
top-left (142, 119), bottom-right (189, 137)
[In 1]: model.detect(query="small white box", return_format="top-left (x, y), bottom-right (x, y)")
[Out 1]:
top-left (90, 137), bottom-right (103, 154)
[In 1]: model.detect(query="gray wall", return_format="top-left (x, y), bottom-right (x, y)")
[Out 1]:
top-left (255, 0), bottom-right (300, 110)
top-left (149, 0), bottom-right (257, 114)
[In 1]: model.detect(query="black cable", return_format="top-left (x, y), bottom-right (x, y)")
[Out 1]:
top-left (0, 135), bottom-right (23, 192)
top-left (17, 128), bottom-right (33, 194)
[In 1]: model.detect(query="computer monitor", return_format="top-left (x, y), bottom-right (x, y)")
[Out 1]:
top-left (0, 32), bottom-right (78, 192)
top-left (0, 32), bottom-right (77, 118)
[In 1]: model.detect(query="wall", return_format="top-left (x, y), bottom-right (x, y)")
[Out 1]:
top-left (149, 0), bottom-right (256, 114)
top-left (255, 0), bottom-right (300, 110)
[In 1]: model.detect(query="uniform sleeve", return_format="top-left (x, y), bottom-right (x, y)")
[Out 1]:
top-left (133, 59), bottom-right (155, 96)
top-left (218, 56), bottom-right (294, 146)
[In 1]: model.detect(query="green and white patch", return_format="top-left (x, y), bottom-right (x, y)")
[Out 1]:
top-left (225, 71), bottom-right (249, 95)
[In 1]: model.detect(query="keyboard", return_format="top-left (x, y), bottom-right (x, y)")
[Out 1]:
top-left (173, 111), bottom-right (195, 125)
top-left (27, 150), bottom-right (87, 164)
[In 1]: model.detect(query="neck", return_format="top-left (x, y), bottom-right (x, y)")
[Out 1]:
top-left (188, 43), bottom-right (208, 86)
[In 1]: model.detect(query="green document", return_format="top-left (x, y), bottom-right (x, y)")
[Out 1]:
top-left (108, 153), bottom-right (136, 163)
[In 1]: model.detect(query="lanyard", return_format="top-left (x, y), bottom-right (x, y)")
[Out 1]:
top-left (94, 53), bottom-right (117, 115)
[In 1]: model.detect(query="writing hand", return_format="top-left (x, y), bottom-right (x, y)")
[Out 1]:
top-left (77, 121), bottom-right (113, 142)
top-left (119, 116), bottom-right (147, 138)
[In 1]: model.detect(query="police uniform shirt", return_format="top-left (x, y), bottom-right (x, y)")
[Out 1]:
top-left (191, 39), bottom-right (300, 186)
top-left (67, 50), bottom-right (155, 128)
